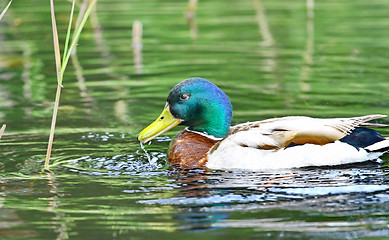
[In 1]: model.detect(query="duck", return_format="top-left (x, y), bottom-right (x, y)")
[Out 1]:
top-left (138, 77), bottom-right (389, 170)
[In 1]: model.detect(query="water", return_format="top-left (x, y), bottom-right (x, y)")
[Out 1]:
top-left (1, 0), bottom-right (389, 239)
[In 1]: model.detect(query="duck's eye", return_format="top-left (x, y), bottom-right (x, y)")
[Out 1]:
top-left (179, 93), bottom-right (191, 101)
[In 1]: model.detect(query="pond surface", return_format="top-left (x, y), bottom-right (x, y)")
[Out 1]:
top-left (1, 0), bottom-right (389, 239)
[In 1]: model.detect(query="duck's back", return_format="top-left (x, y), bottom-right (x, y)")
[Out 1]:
top-left (207, 115), bottom-right (389, 171)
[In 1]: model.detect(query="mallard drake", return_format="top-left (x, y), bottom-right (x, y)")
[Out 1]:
top-left (138, 77), bottom-right (389, 170)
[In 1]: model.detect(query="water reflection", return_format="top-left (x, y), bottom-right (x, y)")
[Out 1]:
top-left (136, 165), bottom-right (389, 235)
top-left (0, 158), bottom-right (388, 239)
top-left (132, 20), bottom-right (143, 74)
top-left (253, 0), bottom-right (274, 47)
top-left (185, 0), bottom-right (198, 39)
top-left (44, 170), bottom-right (69, 240)
top-left (298, 0), bottom-right (315, 93)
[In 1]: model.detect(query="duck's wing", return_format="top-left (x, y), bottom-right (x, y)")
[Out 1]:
top-left (218, 129), bottom-right (298, 151)
top-left (228, 114), bottom-right (387, 146)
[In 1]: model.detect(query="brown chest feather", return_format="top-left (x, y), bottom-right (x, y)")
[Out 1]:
top-left (168, 130), bottom-right (219, 169)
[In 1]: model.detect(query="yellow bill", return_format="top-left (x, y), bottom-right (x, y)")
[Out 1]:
top-left (138, 105), bottom-right (182, 143)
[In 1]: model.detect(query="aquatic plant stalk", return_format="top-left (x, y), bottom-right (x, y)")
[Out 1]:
top-left (45, 0), bottom-right (97, 168)
top-left (0, 124), bottom-right (6, 140)
top-left (45, 0), bottom-right (62, 168)
top-left (0, 0), bottom-right (12, 22)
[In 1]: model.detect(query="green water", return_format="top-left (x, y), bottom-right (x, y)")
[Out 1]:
top-left (1, 0), bottom-right (389, 239)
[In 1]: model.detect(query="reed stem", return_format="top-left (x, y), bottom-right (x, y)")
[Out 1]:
top-left (45, 0), bottom-right (97, 168)
top-left (45, 0), bottom-right (63, 167)
top-left (0, 0), bottom-right (12, 22)
top-left (0, 124), bottom-right (6, 140)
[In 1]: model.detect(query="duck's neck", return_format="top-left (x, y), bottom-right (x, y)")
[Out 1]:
top-left (188, 100), bottom-right (232, 138)
top-left (168, 129), bottom-right (220, 168)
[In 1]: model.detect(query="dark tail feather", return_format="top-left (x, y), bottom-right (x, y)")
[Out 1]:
top-left (340, 127), bottom-right (386, 149)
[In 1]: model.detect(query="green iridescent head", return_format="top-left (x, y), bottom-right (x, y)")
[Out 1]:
top-left (167, 77), bottom-right (233, 137)
top-left (138, 77), bottom-right (233, 142)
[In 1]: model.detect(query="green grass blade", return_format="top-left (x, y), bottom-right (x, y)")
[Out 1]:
top-left (69, 0), bottom-right (89, 54)
top-left (60, 0), bottom-right (97, 78)
top-left (0, 0), bottom-right (12, 22)
top-left (74, 0), bottom-right (89, 38)
top-left (62, 0), bottom-right (76, 63)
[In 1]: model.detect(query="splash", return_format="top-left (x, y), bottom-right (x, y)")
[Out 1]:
top-left (140, 141), bottom-right (155, 166)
